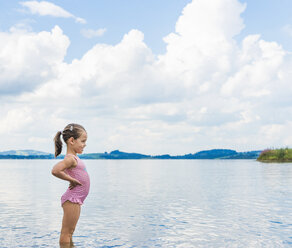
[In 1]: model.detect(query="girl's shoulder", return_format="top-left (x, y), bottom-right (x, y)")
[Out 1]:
top-left (65, 153), bottom-right (78, 158)
top-left (64, 154), bottom-right (79, 167)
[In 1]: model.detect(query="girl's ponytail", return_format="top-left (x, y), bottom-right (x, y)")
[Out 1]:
top-left (54, 131), bottom-right (63, 157)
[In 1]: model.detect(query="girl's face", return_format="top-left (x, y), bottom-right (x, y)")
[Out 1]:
top-left (72, 131), bottom-right (87, 154)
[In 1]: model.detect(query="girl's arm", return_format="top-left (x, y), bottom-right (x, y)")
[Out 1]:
top-left (51, 156), bottom-right (82, 187)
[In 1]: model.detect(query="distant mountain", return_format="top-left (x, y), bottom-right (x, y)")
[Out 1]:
top-left (0, 149), bottom-right (262, 160)
top-left (79, 150), bottom-right (151, 159)
top-left (190, 149), bottom-right (237, 159)
top-left (0, 150), bottom-right (50, 156)
top-left (0, 150), bottom-right (54, 159)
top-left (222, 151), bottom-right (262, 159)
top-left (152, 149), bottom-right (261, 159)
top-left (106, 150), bottom-right (151, 159)
top-left (79, 149), bottom-right (261, 160)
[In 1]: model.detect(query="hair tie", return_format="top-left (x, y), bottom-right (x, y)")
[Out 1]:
top-left (70, 125), bottom-right (73, 131)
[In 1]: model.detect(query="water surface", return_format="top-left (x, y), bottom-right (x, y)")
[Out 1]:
top-left (0, 159), bottom-right (291, 247)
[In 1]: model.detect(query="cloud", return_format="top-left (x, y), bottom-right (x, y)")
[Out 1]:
top-left (8, 19), bottom-right (35, 33)
top-left (221, 35), bottom-right (285, 97)
top-left (0, 25), bottom-right (70, 94)
top-left (20, 1), bottom-right (86, 24)
top-left (1, 0), bottom-right (292, 154)
top-left (0, 107), bottom-right (33, 134)
top-left (159, 0), bottom-right (246, 87)
top-left (81, 28), bottom-right (107, 38)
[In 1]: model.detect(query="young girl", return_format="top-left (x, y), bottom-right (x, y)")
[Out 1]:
top-left (51, 123), bottom-right (90, 246)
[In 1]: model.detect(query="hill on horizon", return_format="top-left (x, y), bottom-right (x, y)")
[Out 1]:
top-left (0, 149), bottom-right (262, 160)
top-left (0, 150), bottom-right (51, 156)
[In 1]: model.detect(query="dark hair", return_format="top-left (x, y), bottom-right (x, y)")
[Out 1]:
top-left (54, 123), bottom-right (86, 157)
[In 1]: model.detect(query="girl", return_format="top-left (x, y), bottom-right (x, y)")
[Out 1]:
top-left (51, 123), bottom-right (90, 246)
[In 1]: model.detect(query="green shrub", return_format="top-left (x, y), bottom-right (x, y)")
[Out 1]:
top-left (257, 148), bottom-right (292, 162)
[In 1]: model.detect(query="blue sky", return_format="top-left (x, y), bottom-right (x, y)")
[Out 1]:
top-left (0, 0), bottom-right (292, 154)
top-left (1, 0), bottom-right (292, 60)
top-left (0, 0), bottom-right (192, 61)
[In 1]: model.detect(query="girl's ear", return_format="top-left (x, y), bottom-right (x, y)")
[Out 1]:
top-left (68, 137), bottom-right (75, 145)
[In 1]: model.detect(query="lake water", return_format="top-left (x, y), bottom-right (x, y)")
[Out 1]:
top-left (0, 159), bottom-right (291, 248)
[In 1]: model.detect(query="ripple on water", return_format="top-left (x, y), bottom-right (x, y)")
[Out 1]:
top-left (0, 160), bottom-right (291, 247)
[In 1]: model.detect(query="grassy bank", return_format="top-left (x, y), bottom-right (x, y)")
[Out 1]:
top-left (257, 148), bottom-right (292, 162)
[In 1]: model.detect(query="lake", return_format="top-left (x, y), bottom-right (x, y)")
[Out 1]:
top-left (0, 159), bottom-right (291, 247)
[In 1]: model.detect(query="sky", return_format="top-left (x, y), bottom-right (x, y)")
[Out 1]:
top-left (0, 0), bottom-right (292, 155)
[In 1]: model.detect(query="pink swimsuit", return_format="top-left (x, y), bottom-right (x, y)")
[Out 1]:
top-left (61, 154), bottom-right (90, 206)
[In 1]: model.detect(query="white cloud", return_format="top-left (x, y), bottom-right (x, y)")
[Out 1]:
top-left (0, 107), bottom-right (33, 134)
top-left (1, 0), bottom-right (292, 154)
top-left (8, 19), bottom-right (35, 33)
top-left (0, 25), bottom-right (70, 94)
top-left (75, 17), bottom-right (86, 24)
top-left (221, 35), bottom-right (285, 97)
top-left (81, 28), bottom-right (107, 38)
top-left (158, 0), bottom-right (246, 88)
top-left (20, 1), bottom-right (86, 24)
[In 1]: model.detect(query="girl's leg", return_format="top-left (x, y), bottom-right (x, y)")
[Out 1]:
top-left (59, 201), bottom-right (81, 245)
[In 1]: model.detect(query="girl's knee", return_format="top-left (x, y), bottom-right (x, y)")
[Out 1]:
top-left (60, 229), bottom-right (74, 244)
top-left (61, 227), bottom-right (75, 236)
top-left (59, 232), bottom-right (72, 244)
